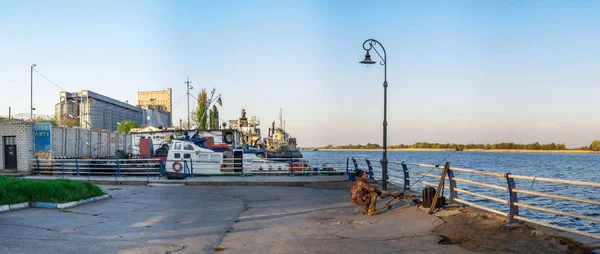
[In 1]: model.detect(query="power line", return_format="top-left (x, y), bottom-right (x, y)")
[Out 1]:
top-left (33, 69), bottom-right (67, 91)
top-left (172, 94), bottom-right (187, 110)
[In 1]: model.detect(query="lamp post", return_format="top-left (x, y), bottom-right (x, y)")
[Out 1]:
top-left (31, 63), bottom-right (37, 121)
top-left (360, 39), bottom-right (388, 190)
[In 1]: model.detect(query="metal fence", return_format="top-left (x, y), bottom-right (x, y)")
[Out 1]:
top-left (390, 161), bottom-right (600, 240)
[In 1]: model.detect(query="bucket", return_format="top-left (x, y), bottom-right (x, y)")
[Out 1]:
top-left (348, 172), bottom-right (356, 181)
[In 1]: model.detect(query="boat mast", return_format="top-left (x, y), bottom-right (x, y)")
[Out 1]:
top-left (279, 108), bottom-right (283, 130)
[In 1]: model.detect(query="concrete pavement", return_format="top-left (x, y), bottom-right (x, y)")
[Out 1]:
top-left (0, 183), bottom-right (474, 253)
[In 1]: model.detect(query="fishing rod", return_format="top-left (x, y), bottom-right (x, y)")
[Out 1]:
top-left (405, 142), bottom-right (470, 190)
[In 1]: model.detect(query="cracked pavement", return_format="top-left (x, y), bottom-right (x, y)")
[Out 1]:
top-left (0, 184), bottom-right (475, 253)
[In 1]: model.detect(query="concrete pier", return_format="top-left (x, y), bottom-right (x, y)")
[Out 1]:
top-left (1, 181), bottom-right (594, 253)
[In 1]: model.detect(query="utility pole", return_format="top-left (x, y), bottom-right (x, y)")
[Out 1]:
top-left (31, 63), bottom-right (36, 120)
top-left (185, 77), bottom-right (193, 129)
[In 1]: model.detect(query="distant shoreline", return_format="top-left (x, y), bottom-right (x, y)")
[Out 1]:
top-left (305, 148), bottom-right (600, 154)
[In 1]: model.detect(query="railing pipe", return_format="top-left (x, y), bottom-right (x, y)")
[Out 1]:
top-left (116, 158), bottom-right (121, 181)
top-left (508, 174), bottom-right (600, 188)
top-left (450, 166), bottom-right (505, 178)
top-left (36, 156), bottom-right (40, 176)
top-left (75, 159), bottom-right (80, 177)
top-left (454, 188), bottom-right (508, 204)
top-left (512, 188), bottom-right (600, 206)
top-left (514, 202), bottom-right (600, 223)
top-left (183, 160), bottom-right (189, 179)
top-left (158, 160), bottom-right (163, 179)
top-left (189, 158), bottom-right (194, 177)
top-left (452, 177), bottom-right (508, 191)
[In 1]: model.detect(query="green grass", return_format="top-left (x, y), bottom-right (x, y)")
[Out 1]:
top-left (0, 176), bottom-right (105, 205)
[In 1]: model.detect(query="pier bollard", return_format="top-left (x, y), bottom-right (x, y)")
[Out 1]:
top-left (401, 162), bottom-right (410, 191)
top-left (502, 173), bottom-right (523, 229)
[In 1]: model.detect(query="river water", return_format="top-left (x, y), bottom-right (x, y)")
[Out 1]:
top-left (301, 150), bottom-right (599, 235)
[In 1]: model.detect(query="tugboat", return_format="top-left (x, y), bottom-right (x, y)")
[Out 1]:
top-left (228, 108), bottom-right (263, 150)
top-left (263, 109), bottom-right (303, 158)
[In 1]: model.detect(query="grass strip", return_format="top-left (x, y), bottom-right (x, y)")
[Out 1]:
top-left (0, 176), bottom-right (105, 205)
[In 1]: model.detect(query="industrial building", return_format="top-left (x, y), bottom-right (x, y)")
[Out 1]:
top-left (55, 90), bottom-right (143, 131)
top-left (141, 106), bottom-right (170, 128)
top-left (137, 88), bottom-right (172, 127)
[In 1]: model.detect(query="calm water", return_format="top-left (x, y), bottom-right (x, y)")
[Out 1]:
top-left (302, 150), bottom-right (600, 235)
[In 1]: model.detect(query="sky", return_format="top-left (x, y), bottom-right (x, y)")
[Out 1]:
top-left (1, 1), bottom-right (599, 148)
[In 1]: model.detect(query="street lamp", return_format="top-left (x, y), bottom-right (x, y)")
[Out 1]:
top-left (31, 63), bottom-right (37, 121)
top-left (360, 39), bottom-right (389, 190)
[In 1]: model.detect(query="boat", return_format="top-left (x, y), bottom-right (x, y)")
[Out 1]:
top-left (162, 130), bottom-right (305, 179)
top-left (228, 108), bottom-right (303, 158)
top-left (263, 109), bottom-right (303, 158)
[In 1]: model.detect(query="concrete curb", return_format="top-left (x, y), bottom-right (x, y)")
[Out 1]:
top-left (0, 195), bottom-right (111, 213)
top-left (9, 202), bottom-right (30, 211)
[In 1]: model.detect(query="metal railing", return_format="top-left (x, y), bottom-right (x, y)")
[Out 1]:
top-left (394, 161), bottom-right (600, 240)
top-left (30, 157), bottom-right (350, 179)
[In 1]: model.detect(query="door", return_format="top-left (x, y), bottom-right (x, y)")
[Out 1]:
top-left (3, 136), bottom-right (17, 170)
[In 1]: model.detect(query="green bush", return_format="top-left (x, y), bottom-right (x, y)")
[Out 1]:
top-left (0, 177), bottom-right (105, 205)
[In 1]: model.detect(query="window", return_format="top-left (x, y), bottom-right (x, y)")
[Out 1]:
top-left (184, 144), bottom-right (194, 150)
top-left (174, 153), bottom-right (181, 158)
top-left (174, 142), bottom-right (182, 150)
top-left (183, 153), bottom-right (191, 159)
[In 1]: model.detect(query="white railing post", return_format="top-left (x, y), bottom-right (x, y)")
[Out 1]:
top-left (446, 164), bottom-right (458, 204)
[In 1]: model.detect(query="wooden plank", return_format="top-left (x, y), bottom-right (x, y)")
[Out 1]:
top-left (428, 162), bottom-right (449, 214)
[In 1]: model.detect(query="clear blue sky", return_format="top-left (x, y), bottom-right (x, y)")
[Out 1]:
top-left (1, 1), bottom-right (599, 148)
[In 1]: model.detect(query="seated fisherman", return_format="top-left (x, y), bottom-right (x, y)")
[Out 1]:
top-left (350, 169), bottom-right (384, 216)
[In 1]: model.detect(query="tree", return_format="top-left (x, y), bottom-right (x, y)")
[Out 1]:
top-left (589, 140), bottom-right (600, 151)
top-left (209, 105), bottom-right (219, 129)
top-left (193, 89), bottom-right (208, 130)
top-left (34, 116), bottom-right (58, 126)
top-left (117, 120), bottom-right (139, 134)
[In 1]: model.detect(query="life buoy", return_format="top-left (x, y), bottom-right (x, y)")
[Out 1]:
top-left (172, 161), bottom-right (182, 172)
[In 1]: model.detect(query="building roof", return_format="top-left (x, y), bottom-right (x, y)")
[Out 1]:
top-left (60, 90), bottom-right (141, 112)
